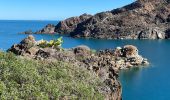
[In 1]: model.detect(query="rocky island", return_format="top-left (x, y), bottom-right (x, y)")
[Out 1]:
top-left (6, 35), bottom-right (149, 99)
top-left (23, 0), bottom-right (170, 39)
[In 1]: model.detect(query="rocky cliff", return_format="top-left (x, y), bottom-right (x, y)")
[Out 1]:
top-left (33, 0), bottom-right (170, 39)
top-left (55, 13), bottom-right (92, 34)
top-left (8, 35), bottom-right (149, 100)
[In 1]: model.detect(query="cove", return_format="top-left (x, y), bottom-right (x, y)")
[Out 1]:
top-left (0, 20), bottom-right (170, 100)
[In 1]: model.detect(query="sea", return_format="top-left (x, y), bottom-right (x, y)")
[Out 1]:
top-left (0, 20), bottom-right (170, 100)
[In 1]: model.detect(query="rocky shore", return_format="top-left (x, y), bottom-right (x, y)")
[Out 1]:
top-left (8, 35), bottom-right (149, 100)
top-left (22, 0), bottom-right (170, 39)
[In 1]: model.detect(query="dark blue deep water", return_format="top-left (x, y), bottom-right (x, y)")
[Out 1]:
top-left (0, 20), bottom-right (170, 100)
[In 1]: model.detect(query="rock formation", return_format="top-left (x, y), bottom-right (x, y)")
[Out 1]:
top-left (69, 0), bottom-right (170, 39)
top-left (8, 35), bottom-right (149, 100)
top-left (55, 13), bottom-right (92, 34)
top-left (20, 30), bottom-right (34, 34)
top-left (36, 24), bottom-right (56, 34)
top-left (31, 0), bottom-right (169, 39)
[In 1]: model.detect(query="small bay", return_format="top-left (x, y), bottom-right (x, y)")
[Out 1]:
top-left (0, 20), bottom-right (170, 100)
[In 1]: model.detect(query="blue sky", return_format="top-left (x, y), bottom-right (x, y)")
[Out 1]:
top-left (0, 0), bottom-right (135, 20)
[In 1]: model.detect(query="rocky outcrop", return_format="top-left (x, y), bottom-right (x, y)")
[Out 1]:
top-left (21, 24), bottom-right (56, 34)
top-left (20, 30), bottom-right (34, 34)
top-left (69, 0), bottom-right (170, 39)
top-left (35, 24), bottom-right (56, 34)
top-left (8, 35), bottom-right (36, 55)
top-left (8, 35), bottom-right (149, 100)
top-left (31, 0), bottom-right (169, 39)
top-left (26, 14), bottom-right (92, 34)
top-left (55, 13), bottom-right (92, 34)
top-left (138, 27), bottom-right (166, 39)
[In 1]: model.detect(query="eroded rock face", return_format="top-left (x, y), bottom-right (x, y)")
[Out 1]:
top-left (36, 24), bottom-right (56, 34)
top-left (39, 0), bottom-right (168, 39)
top-left (68, 0), bottom-right (170, 39)
top-left (138, 28), bottom-right (166, 39)
top-left (21, 0), bottom-right (169, 40)
top-left (8, 36), bottom-right (150, 100)
top-left (8, 35), bottom-right (36, 55)
top-left (55, 13), bottom-right (92, 34)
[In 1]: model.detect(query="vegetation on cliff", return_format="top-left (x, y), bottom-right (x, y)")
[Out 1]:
top-left (0, 51), bottom-right (104, 99)
top-left (2, 35), bottom-right (150, 100)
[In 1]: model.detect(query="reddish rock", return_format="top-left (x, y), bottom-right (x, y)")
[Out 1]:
top-left (55, 13), bottom-right (92, 34)
top-left (57, 0), bottom-right (169, 39)
top-left (36, 24), bottom-right (56, 34)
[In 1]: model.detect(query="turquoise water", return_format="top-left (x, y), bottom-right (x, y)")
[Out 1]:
top-left (0, 20), bottom-right (170, 100)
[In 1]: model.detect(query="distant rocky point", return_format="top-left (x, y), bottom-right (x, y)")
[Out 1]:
top-left (22, 0), bottom-right (170, 39)
top-left (36, 24), bottom-right (56, 34)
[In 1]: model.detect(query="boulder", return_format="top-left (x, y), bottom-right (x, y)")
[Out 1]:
top-left (20, 35), bottom-right (36, 49)
top-left (73, 45), bottom-right (91, 56)
top-left (113, 45), bottom-right (150, 67)
top-left (8, 35), bottom-right (36, 55)
top-left (35, 49), bottom-right (51, 60)
top-left (122, 45), bottom-right (138, 58)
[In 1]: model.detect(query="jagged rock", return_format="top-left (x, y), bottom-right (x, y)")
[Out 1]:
top-left (21, 0), bottom-right (169, 40)
top-left (8, 44), bottom-right (25, 55)
top-left (20, 30), bottom-right (33, 34)
top-left (20, 35), bottom-right (36, 46)
top-left (68, 0), bottom-right (170, 39)
top-left (27, 47), bottom-right (39, 55)
top-left (50, 0), bottom-right (169, 39)
top-left (36, 24), bottom-right (56, 34)
top-left (113, 45), bottom-right (150, 67)
top-left (138, 28), bottom-right (166, 39)
top-left (55, 13), bottom-right (92, 34)
top-left (35, 49), bottom-right (51, 60)
top-left (8, 35), bottom-right (36, 55)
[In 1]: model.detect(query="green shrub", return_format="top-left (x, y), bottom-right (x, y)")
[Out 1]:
top-left (38, 37), bottom-right (63, 49)
top-left (0, 52), bottom-right (104, 99)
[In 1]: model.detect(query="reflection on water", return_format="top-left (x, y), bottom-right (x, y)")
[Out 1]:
top-left (119, 67), bottom-right (143, 86)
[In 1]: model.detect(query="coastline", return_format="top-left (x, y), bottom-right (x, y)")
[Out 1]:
top-left (5, 35), bottom-right (149, 99)
top-left (21, 0), bottom-right (169, 40)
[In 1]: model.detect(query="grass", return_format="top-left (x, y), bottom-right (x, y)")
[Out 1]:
top-left (0, 51), bottom-right (104, 100)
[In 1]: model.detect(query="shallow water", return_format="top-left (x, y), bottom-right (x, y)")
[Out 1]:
top-left (0, 20), bottom-right (170, 100)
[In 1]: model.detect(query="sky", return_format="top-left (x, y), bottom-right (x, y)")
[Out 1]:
top-left (0, 0), bottom-right (135, 20)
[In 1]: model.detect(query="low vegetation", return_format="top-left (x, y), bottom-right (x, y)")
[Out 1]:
top-left (37, 37), bottom-right (63, 49)
top-left (0, 51), bottom-right (104, 100)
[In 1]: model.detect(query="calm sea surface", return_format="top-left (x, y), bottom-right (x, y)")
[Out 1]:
top-left (0, 20), bottom-right (170, 100)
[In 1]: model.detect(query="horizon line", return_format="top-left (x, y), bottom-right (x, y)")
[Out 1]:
top-left (0, 19), bottom-right (61, 21)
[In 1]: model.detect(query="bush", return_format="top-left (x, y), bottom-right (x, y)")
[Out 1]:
top-left (0, 52), bottom-right (104, 99)
top-left (37, 37), bottom-right (63, 49)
